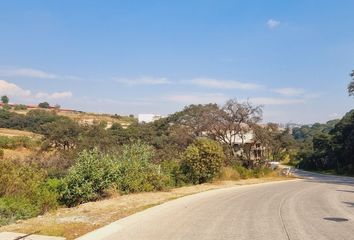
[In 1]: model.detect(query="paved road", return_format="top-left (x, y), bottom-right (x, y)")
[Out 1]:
top-left (78, 171), bottom-right (354, 240)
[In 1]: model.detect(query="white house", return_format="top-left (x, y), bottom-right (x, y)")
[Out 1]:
top-left (138, 114), bottom-right (163, 124)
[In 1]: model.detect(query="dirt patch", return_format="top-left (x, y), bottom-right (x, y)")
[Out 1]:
top-left (0, 177), bottom-right (294, 239)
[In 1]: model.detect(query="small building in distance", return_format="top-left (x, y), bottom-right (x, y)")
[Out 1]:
top-left (138, 114), bottom-right (163, 124)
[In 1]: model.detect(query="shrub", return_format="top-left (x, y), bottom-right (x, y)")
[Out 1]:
top-left (0, 197), bottom-right (38, 226)
top-left (161, 160), bottom-right (188, 187)
top-left (116, 142), bottom-right (169, 193)
top-left (2, 104), bottom-right (11, 111)
top-left (0, 148), bottom-right (3, 159)
top-left (232, 164), bottom-right (254, 179)
top-left (14, 104), bottom-right (28, 110)
top-left (38, 102), bottom-right (50, 108)
top-left (252, 166), bottom-right (272, 178)
top-left (59, 149), bottom-right (117, 207)
top-left (60, 143), bottom-right (170, 206)
top-left (231, 164), bottom-right (273, 179)
top-left (0, 160), bottom-right (58, 225)
top-left (218, 167), bottom-right (241, 181)
top-left (183, 138), bottom-right (225, 184)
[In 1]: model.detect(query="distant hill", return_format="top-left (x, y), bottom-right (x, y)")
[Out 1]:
top-left (0, 103), bottom-right (136, 128)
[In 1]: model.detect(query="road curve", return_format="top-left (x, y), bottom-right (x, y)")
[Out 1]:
top-left (78, 171), bottom-right (354, 240)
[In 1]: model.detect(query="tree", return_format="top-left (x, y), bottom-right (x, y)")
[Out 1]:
top-left (183, 138), bottom-right (225, 184)
top-left (38, 102), bottom-right (50, 108)
top-left (168, 104), bottom-right (219, 138)
top-left (41, 118), bottom-right (81, 150)
top-left (1, 95), bottom-right (9, 104)
top-left (349, 70), bottom-right (354, 96)
top-left (330, 110), bottom-right (354, 173)
top-left (206, 99), bottom-right (263, 161)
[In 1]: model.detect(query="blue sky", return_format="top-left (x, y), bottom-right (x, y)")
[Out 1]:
top-left (0, 0), bottom-right (353, 123)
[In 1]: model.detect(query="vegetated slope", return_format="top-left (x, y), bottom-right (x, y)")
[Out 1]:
top-left (10, 107), bottom-right (135, 127)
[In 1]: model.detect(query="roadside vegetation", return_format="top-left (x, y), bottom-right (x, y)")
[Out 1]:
top-left (0, 70), bottom-right (354, 225)
top-left (291, 71), bottom-right (354, 175)
top-left (0, 96), bottom-right (294, 226)
top-left (1, 70), bottom-right (353, 227)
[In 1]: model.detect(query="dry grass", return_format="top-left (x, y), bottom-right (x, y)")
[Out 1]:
top-left (0, 128), bottom-right (41, 138)
top-left (0, 176), bottom-right (295, 240)
top-left (2, 148), bottom-right (35, 161)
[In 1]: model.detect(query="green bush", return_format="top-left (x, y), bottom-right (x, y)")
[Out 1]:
top-left (183, 138), bottom-right (225, 184)
top-left (0, 197), bottom-right (38, 226)
top-left (60, 142), bottom-right (170, 206)
top-left (59, 149), bottom-right (117, 207)
top-left (0, 160), bottom-right (58, 225)
top-left (116, 142), bottom-right (169, 193)
top-left (161, 160), bottom-right (188, 187)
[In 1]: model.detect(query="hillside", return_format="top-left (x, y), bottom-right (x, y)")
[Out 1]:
top-left (7, 106), bottom-right (135, 128)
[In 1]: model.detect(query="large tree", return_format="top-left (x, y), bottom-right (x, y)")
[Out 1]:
top-left (38, 102), bottom-right (50, 108)
top-left (206, 99), bottom-right (263, 161)
top-left (349, 70), bottom-right (354, 96)
top-left (1, 95), bottom-right (9, 104)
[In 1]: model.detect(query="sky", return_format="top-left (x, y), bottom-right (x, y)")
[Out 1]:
top-left (0, 0), bottom-right (353, 124)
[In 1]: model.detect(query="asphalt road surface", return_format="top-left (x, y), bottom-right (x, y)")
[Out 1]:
top-left (78, 170), bottom-right (354, 240)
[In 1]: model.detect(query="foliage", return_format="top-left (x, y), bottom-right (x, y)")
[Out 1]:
top-left (183, 138), bottom-right (225, 184)
top-left (349, 70), bottom-right (354, 96)
top-left (59, 149), bottom-right (117, 207)
top-left (161, 160), bottom-right (188, 187)
top-left (115, 142), bottom-right (169, 193)
top-left (14, 104), bottom-right (28, 110)
top-left (60, 143), bottom-right (170, 206)
top-left (0, 136), bottom-right (38, 149)
top-left (0, 197), bottom-right (38, 226)
top-left (0, 160), bottom-right (58, 225)
top-left (2, 104), bottom-right (11, 110)
top-left (298, 110), bottom-right (354, 175)
top-left (41, 118), bottom-right (81, 150)
top-left (38, 102), bottom-right (50, 108)
top-left (218, 167), bottom-right (241, 181)
top-left (1, 95), bottom-right (9, 104)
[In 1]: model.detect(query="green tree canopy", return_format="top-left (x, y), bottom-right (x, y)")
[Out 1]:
top-left (1, 95), bottom-right (9, 104)
top-left (38, 102), bottom-right (50, 108)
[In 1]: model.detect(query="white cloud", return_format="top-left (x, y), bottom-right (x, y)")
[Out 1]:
top-left (247, 97), bottom-right (306, 105)
top-left (329, 113), bottom-right (340, 118)
top-left (0, 80), bottom-right (72, 102)
top-left (115, 76), bottom-right (171, 86)
top-left (0, 80), bottom-right (32, 97)
top-left (273, 88), bottom-right (306, 97)
top-left (188, 78), bottom-right (262, 90)
top-left (0, 67), bottom-right (57, 79)
top-left (165, 93), bottom-right (227, 104)
top-left (64, 75), bottom-right (82, 81)
top-left (35, 91), bottom-right (72, 100)
top-left (267, 19), bottom-right (280, 29)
